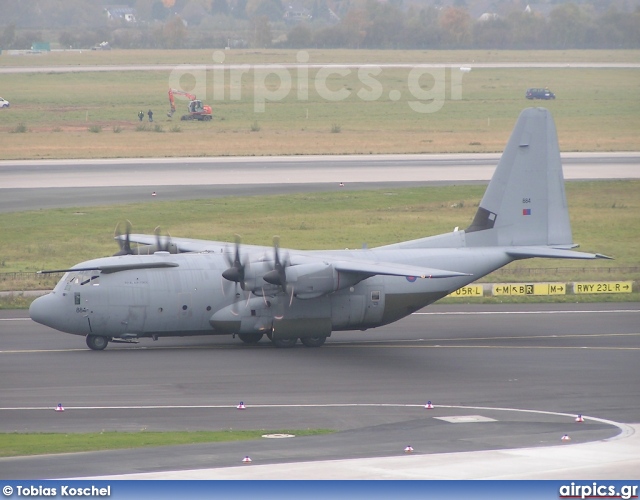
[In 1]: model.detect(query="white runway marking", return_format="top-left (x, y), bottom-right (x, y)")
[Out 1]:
top-left (0, 402), bottom-right (633, 438)
top-left (413, 309), bottom-right (640, 316)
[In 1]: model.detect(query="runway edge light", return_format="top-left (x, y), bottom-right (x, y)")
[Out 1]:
top-left (237, 401), bottom-right (246, 410)
top-left (404, 446), bottom-right (414, 453)
top-left (561, 434), bottom-right (571, 441)
top-left (242, 456), bottom-right (252, 463)
top-left (425, 401), bottom-right (434, 409)
top-left (55, 403), bottom-right (65, 412)
top-left (575, 414), bottom-right (584, 422)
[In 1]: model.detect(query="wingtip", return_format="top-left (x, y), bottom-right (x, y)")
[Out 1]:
top-left (596, 253), bottom-right (614, 260)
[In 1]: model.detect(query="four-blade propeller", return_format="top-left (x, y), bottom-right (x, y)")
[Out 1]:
top-left (221, 235), bottom-right (251, 316)
top-left (113, 220), bottom-right (133, 256)
top-left (263, 236), bottom-right (290, 294)
top-left (113, 222), bottom-right (177, 255)
top-left (222, 235), bottom-right (247, 287)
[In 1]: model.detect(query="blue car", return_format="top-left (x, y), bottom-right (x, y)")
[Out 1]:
top-left (526, 88), bottom-right (555, 100)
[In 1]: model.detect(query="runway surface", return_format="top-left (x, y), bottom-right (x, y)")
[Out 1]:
top-left (1, 303), bottom-right (638, 479)
top-left (1, 153), bottom-right (638, 213)
top-left (2, 62), bottom-right (639, 75)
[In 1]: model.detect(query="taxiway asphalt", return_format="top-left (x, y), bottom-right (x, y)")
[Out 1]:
top-left (1, 304), bottom-right (638, 479)
top-left (1, 153), bottom-right (638, 213)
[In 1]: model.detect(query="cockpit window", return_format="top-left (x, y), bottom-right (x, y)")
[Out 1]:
top-left (65, 271), bottom-right (100, 287)
top-left (80, 274), bottom-right (100, 286)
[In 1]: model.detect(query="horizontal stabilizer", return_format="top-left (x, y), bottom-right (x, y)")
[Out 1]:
top-left (38, 261), bottom-right (179, 274)
top-left (506, 247), bottom-right (612, 260)
top-left (333, 260), bottom-right (471, 279)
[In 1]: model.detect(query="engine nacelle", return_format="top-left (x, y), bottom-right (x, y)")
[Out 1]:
top-left (285, 262), bottom-right (339, 299)
top-left (232, 258), bottom-right (363, 299)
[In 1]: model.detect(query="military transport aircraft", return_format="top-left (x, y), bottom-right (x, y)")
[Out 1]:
top-left (29, 108), bottom-right (609, 350)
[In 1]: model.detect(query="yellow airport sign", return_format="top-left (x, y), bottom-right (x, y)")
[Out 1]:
top-left (447, 285), bottom-right (484, 298)
top-left (492, 283), bottom-right (566, 296)
top-left (573, 281), bottom-right (633, 294)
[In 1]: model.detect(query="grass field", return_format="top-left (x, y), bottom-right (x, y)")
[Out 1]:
top-left (0, 49), bottom-right (638, 159)
top-left (0, 429), bottom-right (332, 457)
top-left (2, 49), bottom-right (639, 67)
top-left (1, 181), bottom-right (638, 296)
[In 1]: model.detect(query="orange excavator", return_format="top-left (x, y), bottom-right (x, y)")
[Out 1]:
top-left (167, 89), bottom-right (212, 121)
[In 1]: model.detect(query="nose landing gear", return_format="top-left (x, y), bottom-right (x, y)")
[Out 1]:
top-left (86, 335), bottom-right (109, 351)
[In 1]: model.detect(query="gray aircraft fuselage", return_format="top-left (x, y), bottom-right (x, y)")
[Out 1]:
top-left (30, 244), bottom-right (508, 340)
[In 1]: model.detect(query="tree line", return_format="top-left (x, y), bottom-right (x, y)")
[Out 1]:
top-left (1, 1), bottom-right (639, 50)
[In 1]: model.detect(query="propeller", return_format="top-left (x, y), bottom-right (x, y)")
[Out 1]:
top-left (113, 220), bottom-right (133, 256)
top-left (221, 235), bottom-right (250, 316)
top-left (222, 235), bottom-right (247, 287)
top-left (263, 236), bottom-right (289, 293)
top-left (154, 226), bottom-right (175, 253)
top-left (263, 236), bottom-right (295, 316)
top-left (114, 222), bottom-right (178, 256)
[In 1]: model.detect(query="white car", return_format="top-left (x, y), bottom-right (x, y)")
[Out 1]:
top-left (0, 97), bottom-right (9, 108)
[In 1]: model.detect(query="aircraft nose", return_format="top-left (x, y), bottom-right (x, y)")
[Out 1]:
top-left (29, 293), bottom-right (58, 328)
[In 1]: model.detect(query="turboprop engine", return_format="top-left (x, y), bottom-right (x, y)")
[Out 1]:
top-left (266, 262), bottom-right (340, 299)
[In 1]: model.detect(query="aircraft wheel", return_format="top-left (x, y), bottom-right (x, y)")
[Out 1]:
top-left (271, 337), bottom-right (297, 348)
top-left (86, 335), bottom-right (109, 351)
top-left (300, 336), bottom-right (327, 348)
top-left (238, 333), bottom-right (263, 344)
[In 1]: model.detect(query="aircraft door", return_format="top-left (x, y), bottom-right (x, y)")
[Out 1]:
top-left (348, 295), bottom-right (365, 326)
top-left (106, 273), bottom-right (150, 337)
top-left (330, 293), bottom-right (365, 329)
top-left (125, 305), bottom-right (147, 334)
top-left (83, 285), bottom-right (109, 335)
top-left (362, 286), bottom-right (385, 326)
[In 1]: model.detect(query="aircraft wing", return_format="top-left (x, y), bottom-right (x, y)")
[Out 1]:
top-left (116, 234), bottom-right (469, 279)
top-left (506, 247), bottom-right (613, 260)
top-left (118, 234), bottom-right (235, 253)
top-left (332, 260), bottom-right (471, 279)
top-left (38, 261), bottom-right (179, 274)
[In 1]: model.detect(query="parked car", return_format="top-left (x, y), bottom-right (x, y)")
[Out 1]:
top-left (526, 88), bottom-right (555, 100)
top-left (0, 97), bottom-right (9, 108)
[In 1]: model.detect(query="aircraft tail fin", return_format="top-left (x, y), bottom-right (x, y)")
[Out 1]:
top-left (465, 107), bottom-right (572, 248)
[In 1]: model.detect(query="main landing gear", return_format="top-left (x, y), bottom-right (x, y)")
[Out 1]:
top-left (300, 336), bottom-right (327, 348)
top-left (263, 333), bottom-right (328, 348)
top-left (238, 333), bottom-right (264, 344)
